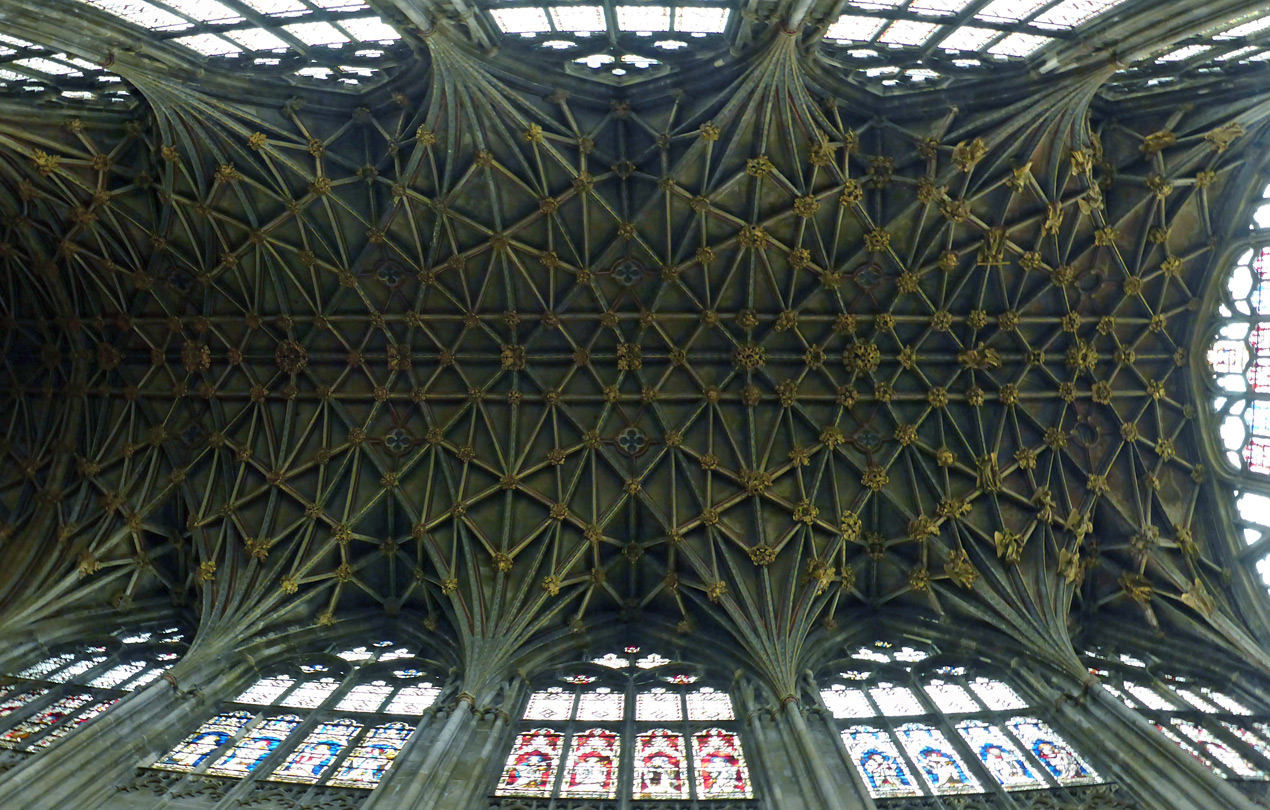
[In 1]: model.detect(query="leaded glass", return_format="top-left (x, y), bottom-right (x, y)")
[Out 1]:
top-left (154, 712), bottom-right (254, 771)
top-left (955, 720), bottom-right (1045, 790)
top-left (1171, 719), bottom-right (1266, 778)
top-left (205, 715), bottom-right (301, 776)
top-left (871, 683), bottom-right (924, 716)
top-left (559, 728), bottom-right (621, 798)
top-left (1171, 687), bottom-right (1221, 713)
top-left (925, 680), bottom-right (980, 714)
top-left (822, 685), bottom-right (874, 719)
top-left (841, 726), bottom-right (921, 798)
top-left (636, 653), bottom-right (671, 669)
top-left (89, 661), bottom-right (147, 688)
top-left (591, 653), bottom-right (630, 669)
top-left (270, 718), bottom-right (363, 783)
top-left (17, 654), bottom-right (75, 679)
top-left (45, 657), bottom-right (105, 683)
top-left (335, 682), bottom-right (391, 712)
top-left (691, 727), bottom-right (753, 798)
top-left (327, 722), bottom-right (413, 788)
top-left (634, 729), bottom-right (689, 799)
top-left (234, 675), bottom-right (295, 705)
top-left (1206, 689), bottom-right (1253, 715)
top-left (576, 689), bottom-right (624, 721)
top-left (280, 678), bottom-right (340, 708)
top-left (29, 698), bottom-right (117, 749)
top-left (0, 693), bottom-right (95, 748)
top-left (385, 683), bottom-right (440, 714)
top-left (1124, 681), bottom-right (1175, 710)
top-left (1223, 723), bottom-right (1270, 759)
top-left (0, 688), bottom-right (48, 718)
top-left (524, 688), bottom-right (576, 721)
top-left (895, 722), bottom-right (980, 794)
top-left (637, 689), bottom-right (682, 721)
top-left (968, 678), bottom-right (1027, 710)
top-left (686, 687), bottom-right (734, 721)
top-left (1155, 722), bottom-right (1223, 773)
top-left (495, 728), bottom-right (564, 796)
top-left (1007, 718), bottom-right (1101, 785)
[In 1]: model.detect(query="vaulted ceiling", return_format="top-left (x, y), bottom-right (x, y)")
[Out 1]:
top-left (3, 0), bottom-right (1270, 694)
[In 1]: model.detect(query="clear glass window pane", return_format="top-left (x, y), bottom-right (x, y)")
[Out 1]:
top-left (524, 688), bottom-right (575, 721)
top-left (686, 687), bottom-right (734, 720)
top-left (637, 689), bottom-right (682, 721)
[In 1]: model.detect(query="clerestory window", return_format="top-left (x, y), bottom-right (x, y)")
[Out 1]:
top-left (495, 645), bottom-right (753, 803)
top-left (152, 639), bottom-right (440, 789)
top-left (0, 626), bottom-right (185, 752)
top-left (819, 640), bottom-right (1100, 799)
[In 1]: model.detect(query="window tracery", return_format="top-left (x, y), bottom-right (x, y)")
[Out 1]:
top-left (153, 639), bottom-right (440, 790)
top-left (1206, 185), bottom-right (1270, 598)
top-left (1084, 649), bottom-right (1270, 780)
top-left (0, 626), bottom-right (184, 752)
top-left (819, 640), bottom-right (1099, 799)
top-left (495, 645), bottom-right (753, 804)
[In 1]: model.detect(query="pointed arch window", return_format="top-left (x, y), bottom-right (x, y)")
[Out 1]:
top-left (1084, 649), bottom-right (1270, 780)
top-left (0, 626), bottom-right (185, 753)
top-left (495, 645), bottom-right (754, 804)
top-left (153, 640), bottom-right (441, 789)
top-left (819, 640), bottom-right (1100, 799)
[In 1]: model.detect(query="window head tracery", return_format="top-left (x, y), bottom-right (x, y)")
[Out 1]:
top-left (153, 638), bottom-right (441, 790)
top-left (495, 644), bottom-right (753, 803)
top-left (0, 625), bottom-right (185, 753)
top-left (819, 640), bottom-right (1100, 799)
top-left (1084, 648), bottom-right (1270, 780)
top-left (1206, 186), bottom-right (1270, 598)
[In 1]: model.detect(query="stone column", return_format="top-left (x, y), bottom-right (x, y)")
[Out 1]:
top-left (0, 636), bottom-right (252, 810)
top-left (1021, 666), bottom-right (1263, 810)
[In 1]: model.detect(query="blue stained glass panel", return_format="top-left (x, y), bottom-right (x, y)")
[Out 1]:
top-left (270, 718), bottom-right (363, 783)
top-left (327, 722), bottom-right (414, 788)
top-left (1007, 718), bottom-right (1100, 785)
top-left (205, 715), bottom-right (301, 777)
top-left (153, 712), bottom-right (254, 772)
top-left (840, 726), bottom-right (921, 798)
top-left (895, 722), bottom-right (981, 795)
top-left (955, 720), bottom-right (1045, 790)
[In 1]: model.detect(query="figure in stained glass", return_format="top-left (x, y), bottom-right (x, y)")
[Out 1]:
top-left (495, 728), bottom-right (563, 796)
top-left (154, 713), bottom-right (253, 772)
top-left (916, 745), bottom-right (971, 790)
top-left (692, 728), bottom-right (753, 798)
top-left (634, 729), bottom-right (688, 799)
top-left (206, 716), bottom-right (300, 776)
top-left (327, 723), bottom-right (413, 788)
top-left (1007, 718), bottom-right (1099, 785)
top-left (560, 728), bottom-right (620, 798)
top-left (861, 749), bottom-right (911, 793)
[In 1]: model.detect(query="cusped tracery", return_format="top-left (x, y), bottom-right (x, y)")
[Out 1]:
top-left (818, 640), bottom-right (1099, 799)
top-left (496, 645), bottom-right (753, 802)
top-left (152, 639), bottom-right (442, 789)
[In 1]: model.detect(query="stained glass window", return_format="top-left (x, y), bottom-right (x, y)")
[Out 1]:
top-left (497, 646), bottom-right (753, 803)
top-left (956, 720), bottom-right (1045, 789)
top-left (0, 628), bottom-right (186, 753)
top-left (206, 715), bottom-right (302, 776)
top-left (152, 639), bottom-right (438, 790)
top-left (560, 728), bottom-right (621, 798)
top-left (154, 713), bottom-right (255, 772)
top-left (1007, 718), bottom-right (1102, 785)
top-left (841, 726), bottom-right (921, 797)
top-left (823, 639), bottom-right (1102, 797)
top-left (326, 722), bottom-right (414, 787)
top-left (496, 728), bottom-right (564, 796)
top-left (271, 718), bottom-right (363, 783)
top-left (1084, 649), bottom-right (1270, 781)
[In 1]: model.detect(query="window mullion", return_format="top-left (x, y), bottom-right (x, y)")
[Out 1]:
top-left (619, 677), bottom-right (634, 810)
top-left (681, 691), bottom-right (698, 804)
top-left (251, 669), bottom-right (365, 785)
top-left (912, 672), bottom-right (1004, 798)
top-left (184, 712), bottom-right (266, 777)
